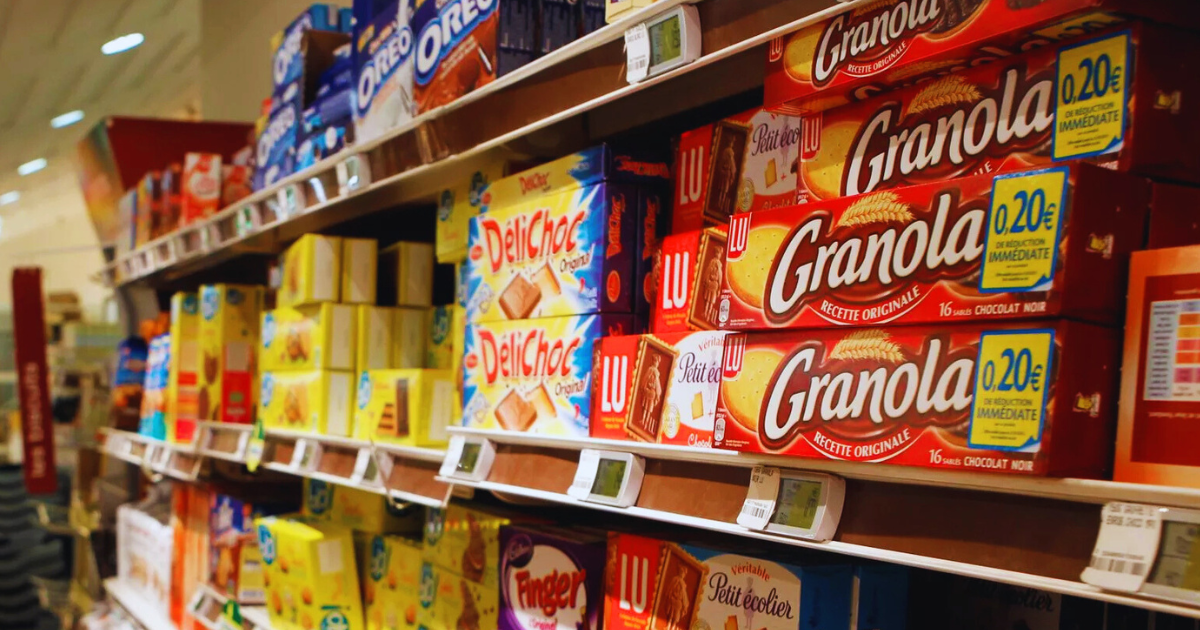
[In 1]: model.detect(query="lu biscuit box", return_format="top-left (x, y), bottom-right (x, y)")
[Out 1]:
top-left (378, 241), bottom-right (433, 307)
top-left (796, 23), bottom-right (1200, 203)
top-left (715, 320), bottom-right (1120, 477)
top-left (673, 108), bottom-right (802, 232)
top-left (168, 292), bottom-right (200, 444)
top-left (653, 227), bottom-right (727, 333)
top-left (199, 284), bottom-right (265, 424)
top-left (462, 314), bottom-right (634, 435)
top-left (256, 518), bottom-right (365, 630)
top-left (437, 157), bottom-right (512, 264)
top-left (605, 533), bottom-right (705, 630)
top-left (354, 0), bottom-right (416, 145)
top-left (261, 303), bottom-right (356, 372)
top-left (765, 0), bottom-right (1200, 115)
top-left (280, 234), bottom-right (343, 306)
top-left (592, 331), bottom-right (727, 447)
top-left (362, 535), bottom-right (422, 630)
top-left (720, 162), bottom-right (1149, 330)
top-left (260, 370), bottom-right (354, 436)
top-left (419, 562), bottom-right (500, 630)
top-left (497, 526), bottom-right (605, 630)
top-left (354, 369), bottom-right (457, 446)
top-left (342, 238), bottom-right (379, 305)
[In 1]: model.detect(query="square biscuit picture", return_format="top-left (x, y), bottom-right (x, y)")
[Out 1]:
top-left (532, 262), bottom-right (562, 298)
top-left (529, 384), bottom-right (556, 422)
top-left (704, 120), bottom-right (751, 225)
top-left (499, 274), bottom-right (542, 320)
top-left (650, 543), bottom-right (707, 630)
top-left (496, 389), bottom-right (537, 431)
top-left (626, 336), bottom-right (678, 442)
top-left (394, 378), bottom-right (409, 438)
top-left (687, 229), bottom-right (727, 330)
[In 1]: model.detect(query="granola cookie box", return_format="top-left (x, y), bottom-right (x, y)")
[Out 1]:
top-left (796, 23), bottom-right (1200, 202)
top-left (765, 0), bottom-right (1200, 115)
top-left (714, 320), bottom-right (1119, 476)
top-left (498, 526), bottom-right (606, 630)
top-left (720, 163), bottom-right (1148, 329)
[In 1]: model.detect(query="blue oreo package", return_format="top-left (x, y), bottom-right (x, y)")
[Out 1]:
top-left (270, 4), bottom-right (347, 98)
top-left (353, 0), bottom-right (417, 144)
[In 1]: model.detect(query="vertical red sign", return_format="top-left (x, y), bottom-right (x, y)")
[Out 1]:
top-left (12, 268), bottom-right (56, 494)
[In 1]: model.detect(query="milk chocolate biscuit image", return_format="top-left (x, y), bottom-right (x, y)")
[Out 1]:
top-left (495, 389), bottom-right (537, 431)
top-left (532, 262), bottom-right (561, 297)
top-left (377, 403), bottom-right (397, 435)
top-left (650, 543), bottom-right (707, 630)
top-left (688, 230), bottom-right (727, 330)
top-left (498, 274), bottom-right (541, 320)
top-left (394, 379), bottom-right (410, 437)
top-left (704, 120), bottom-right (751, 225)
top-left (461, 513), bottom-right (486, 582)
top-left (930, 0), bottom-right (986, 33)
top-left (198, 388), bottom-right (210, 422)
top-left (529, 384), bottom-right (556, 422)
top-left (203, 351), bottom-right (219, 384)
top-left (456, 579), bottom-right (481, 630)
top-left (286, 326), bottom-right (309, 362)
top-left (626, 336), bottom-right (679, 442)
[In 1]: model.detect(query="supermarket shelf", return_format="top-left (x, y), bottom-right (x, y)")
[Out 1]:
top-left (105, 577), bottom-right (177, 630)
top-left (98, 428), bottom-right (203, 482)
top-left (241, 606), bottom-right (271, 630)
top-left (104, 0), bottom-right (860, 289)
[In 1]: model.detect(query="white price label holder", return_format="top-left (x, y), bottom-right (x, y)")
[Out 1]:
top-left (349, 447), bottom-right (376, 485)
top-left (438, 435), bottom-right (496, 483)
top-left (1082, 502), bottom-right (1164, 594)
top-left (336, 154), bottom-right (371, 196)
top-left (625, 5), bottom-right (701, 84)
top-left (289, 439), bottom-right (310, 470)
top-left (278, 184), bottom-right (307, 219)
top-left (737, 466), bottom-right (844, 542)
top-left (567, 449), bottom-right (645, 507)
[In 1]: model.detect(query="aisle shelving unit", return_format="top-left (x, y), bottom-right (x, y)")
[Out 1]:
top-left (103, 577), bottom-right (176, 630)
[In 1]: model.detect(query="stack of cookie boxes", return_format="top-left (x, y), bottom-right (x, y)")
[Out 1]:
top-left (459, 144), bottom-right (670, 437)
top-left (710, 0), bottom-right (1200, 476)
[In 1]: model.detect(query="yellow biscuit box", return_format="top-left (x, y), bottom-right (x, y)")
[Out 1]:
top-left (356, 306), bottom-right (397, 375)
top-left (303, 479), bottom-right (423, 534)
top-left (425, 306), bottom-right (455, 370)
top-left (255, 517), bottom-right (364, 630)
top-left (354, 369), bottom-right (456, 446)
top-left (418, 562), bottom-right (499, 630)
top-left (262, 303), bottom-right (356, 372)
top-left (280, 234), bottom-right (343, 307)
top-left (378, 241), bottom-right (433, 307)
top-left (361, 535), bottom-right (422, 630)
top-left (167, 292), bottom-right (199, 443)
top-left (435, 157), bottom-right (511, 264)
top-left (259, 370), bottom-right (354, 437)
top-left (199, 284), bottom-right (265, 424)
top-left (393, 308), bottom-right (427, 369)
top-left (342, 238), bottom-right (378, 305)
top-left (422, 505), bottom-right (508, 590)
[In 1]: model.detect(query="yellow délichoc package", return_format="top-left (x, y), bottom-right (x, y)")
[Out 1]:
top-left (393, 308), bottom-right (427, 369)
top-left (261, 303), bottom-right (356, 372)
top-left (361, 535), bottom-right (422, 630)
top-left (256, 517), bottom-right (365, 630)
top-left (167, 292), bottom-right (199, 444)
top-left (280, 234), bottom-right (343, 307)
top-left (353, 369), bottom-right (456, 446)
top-left (378, 241), bottom-right (433, 308)
top-left (259, 370), bottom-right (354, 437)
top-left (342, 238), bottom-right (378, 305)
top-left (356, 306), bottom-right (396, 376)
top-left (198, 284), bottom-right (265, 425)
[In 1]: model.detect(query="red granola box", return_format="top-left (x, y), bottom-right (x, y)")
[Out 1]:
top-left (796, 23), bottom-right (1200, 203)
top-left (591, 331), bottom-right (727, 447)
top-left (714, 320), bottom-right (1119, 477)
top-left (673, 108), bottom-right (802, 232)
top-left (652, 227), bottom-right (726, 333)
top-left (719, 162), bottom-right (1148, 330)
top-left (765, 0), bottom-right (1200, 115)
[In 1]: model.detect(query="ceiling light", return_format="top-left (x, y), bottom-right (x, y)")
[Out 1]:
top-left (101, 33), bottom-right (144, 55)
top-left (18, 159), bottom-right (46, 176)
top-left (0, 192), bottom-right (18, 206)
top-left (50, 110), bottom-right (84, 128)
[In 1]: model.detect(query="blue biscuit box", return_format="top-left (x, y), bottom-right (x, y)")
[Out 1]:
top-left (271, 4), bottom-right (352, 98)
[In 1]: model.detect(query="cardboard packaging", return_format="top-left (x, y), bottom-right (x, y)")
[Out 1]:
top-left (271, 4), bottom-right (352, 98)
top-left (673, 108), bottom-right (802, 232)
top-left (603, 533), bottom-right (697, 630)
top-left (378, 241), bottom-right (434, 307)
top-left (353, 0), bottom-right (416, 144)
top-left (540, 0), bottom-right (580, 54)
top-left (419, 562), bottom-right (500, 630)
top-left (591, 331), bottom-right (728, 447)
top-left (280, 234), bottom-right (343, 307)
top-left (354, 369), bottom-right (457, 446)
top-left (721, 163), bottom-right (1150, 330)
top-left (167, 292), bottom-right (200, 444)
top-left (1116, 246), bottom-right (1200, 487)
top-left (461, 313), bottom-right (635, 436)
top-left (795, 23), bottom-right (1200, 203)
top-left (159, 164), bottom-right (183, 238)
top-left (356, 305), bottom-right (398, 375)
top-left (181, 153), bottom-right (223, 225)
top-left (393, 307), bottom-right (427, 369)
top-left (908, 571), bottom-right (1102, 630)
top-left (117, 188), bottom-right (137, 258)
top-left (255, 94), bottom-right (300, 190)
top-left (303, 478), bottom-right (422, 533)
top-left (635, 185), bottom-right (668, 318)
top-left (852, 564), bottom-right (909, 630)
top-left (765, 0), bottom-right (1200, 115)
top-left (423, 504), bottom-right (510, 588)
top-left (1147, 183), bottom-right (1200, 250)
top-left (256, 517), bottom-right (364, 630)
top-left (199, 284), bottom-right (265, 424)
top-left (342, 238), bottom-right (379, 304)
top-left (605, 0), bottom-right (656, 23)
top-left (411, 0), bottom-right (537, 113)
top-left (135, 172), bottom-right (161, 247)
top-left (222, 164), bottom-right (254, 207)
top-left (117, 506), bottom-right (174, 618)
top-left (298, 87), bottom-right (353, 170)
top-left (209, 494), bottom-right (293, 605)
top-left (261, 303), bottom-right (356, 372)
top-left (652, 227), bottom-right (726, 333)
top-left (715, 320), bottom-right (1120, 477)
top-left (436, 157), bottom-right (512, 264)
top-left (497, 526), bottom-right (606, 630)
top-left (139, 335), bottom-right (170, 440)
top-left (361, 535), bottom-right (422, 630)
top-left (427, 306), bottom-right (456, 369)
top-left (259, 370), bottom-right (354, 436)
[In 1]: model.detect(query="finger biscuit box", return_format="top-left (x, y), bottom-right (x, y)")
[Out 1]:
top-left (796, 23), bottom-right (1200, 203)
top-left (765, 0), bottom-right (1200, 115)
top-left (411, 0), bottom-right (537, 114)
top-left (259, 370), bottom-right (354, 436)
top-left (462, 314), bottom-right (634, 435)
top-left (199, 284), bottom-right (265, 424)
top-left (714, 320), bottom-right (1119, 476)
top-left (261, 304), bottom-right (357, 372)
top-left (720, 163), bottom-right (1149, 330)
top-left (167, 292), bottom-right (200, 444)
top-left (354, 369), bottom-right (457, 446)
top-left (652, 227), bottom-right (727, 333)
top-left (673, 108), bottom-right (802, 232)
top-left (592, 331), bottom-right (728, 447)
top-left (498, 526), bottom-right (605, 630)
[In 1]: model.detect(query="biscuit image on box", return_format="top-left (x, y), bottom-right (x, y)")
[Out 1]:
top-left (498, 274), bottom-right (541, 320)
top-left (688, 230), bottom-right (728, 330)
top-left (394, 379), bottom-right (409, 438)
top-left (765, 159), bottom-right (778, 188)
top-left (529, 384), bottom-right (556, 422)
top-left (495, 390), bottom-right (537, 431)
top-left (691, 392), bottom-right (705, 420)
top-left (651, 543), bottom-right (707, 630)
top-left (627, 336), bottom-right (679, 442)
top-left (532, 262), bottom-right (562, 298)
top-left (377, 402), bottom-right (397, 435)
top-left (705, 120), bottom-right (751, 225)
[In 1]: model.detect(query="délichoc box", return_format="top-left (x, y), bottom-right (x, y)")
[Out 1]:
top-left (720, 162), bottom-right (1148, 329)
top-left (715, 320), bottom-right (1119, 477)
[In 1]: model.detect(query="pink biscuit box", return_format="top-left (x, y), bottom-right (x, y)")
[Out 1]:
top-left (181, 153), bottom-right (223, 225)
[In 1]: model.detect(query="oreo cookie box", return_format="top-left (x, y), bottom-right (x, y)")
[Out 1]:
top-left (354, 0), bottom-right (417, 144)
top-left (498, 525), bottom-right (605, 630)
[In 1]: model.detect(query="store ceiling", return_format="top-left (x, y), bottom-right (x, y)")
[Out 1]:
top-left (0, 0), bottom-right (202, 209)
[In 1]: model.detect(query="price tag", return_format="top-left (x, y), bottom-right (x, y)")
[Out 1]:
top-left (337, 155), bottom-right (371, 196)
top-left (350, 448), bottom-right (373, 483)
top-left (156, 445), bottom-right (173, 470)
top-left (625, 23), bottom-right (650, 83)
top-left (289, 439), bottom-right (308, 470)
top-left (371, 443), bottom-right (395, 488)
top-left (568, 449), bottom-right (645, 507)
top-left (738, 465), bottom-right (781, 530)
top-left (236, 205), bottom-right (257, 236)
top-left (438, 435), bottom-right (495, 482)
top-left (245, 420), bottom-right (265, 472)
top-left (217, 600), bottom-right (243, 630)
top-left (968, 329), bottom-right (1054, 452)
top-left (1054, 30), bottom-right (1129, 160)
top-left (979, 167), bottom-right (1068, 293)
top-left (278, 184), bottom-right (306, 219)
top-left (1082, 502), bottom-right (1163, 592)
top-left (187, 588), bottom-right (208, 616)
